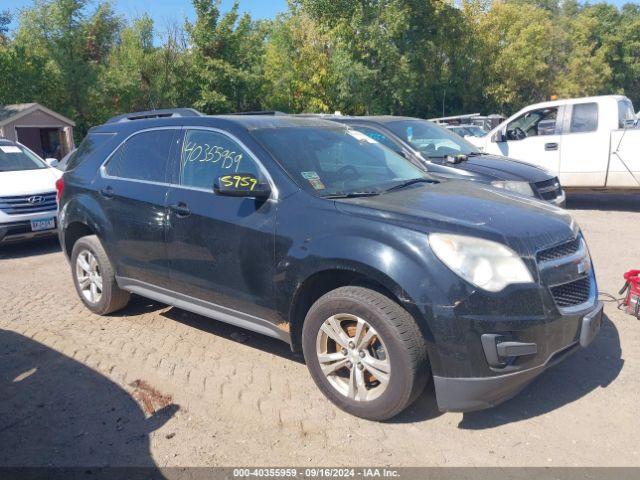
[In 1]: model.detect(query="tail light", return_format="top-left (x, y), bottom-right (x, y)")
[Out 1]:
top-left (55, 177), bottom-right (64, 203)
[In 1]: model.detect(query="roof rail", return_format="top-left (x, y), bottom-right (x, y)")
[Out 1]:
top-left (227, 110), bottom-right (288, 116)
top-left (105, 108), bottom-right (203, 124)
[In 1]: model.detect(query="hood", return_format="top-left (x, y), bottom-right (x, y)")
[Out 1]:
top-left (429, 154), bottom-right (552, 183)
top-left (0, 168), bottom-right (61, 196)
top-left (333, 180), bottom-right (575, 256)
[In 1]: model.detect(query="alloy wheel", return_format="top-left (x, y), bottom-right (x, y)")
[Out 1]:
top-left (315, 313), bottom-right (390, 402)
top-left (75, 249), bottom-right (103, 304)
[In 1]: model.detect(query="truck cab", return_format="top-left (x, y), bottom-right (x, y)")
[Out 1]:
top-left (470, 95), bottom-right (640, 189)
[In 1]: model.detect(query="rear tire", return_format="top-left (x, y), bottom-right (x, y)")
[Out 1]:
top-left (71, 235), bottom-right (130, 315)
top-left (302, 286), bottom-right (429, 421)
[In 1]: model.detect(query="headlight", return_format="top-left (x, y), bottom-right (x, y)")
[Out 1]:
top-left (491, 180), bottom-right (534, 197)
top-left (429, 233), bottom-right (534, 292)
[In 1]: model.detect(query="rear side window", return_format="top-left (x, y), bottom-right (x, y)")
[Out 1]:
top-left (66, 132), bottom-right (115, 171)
top-left (180, 129), bottom-right (262, 190)
top-left (104, 129), bottom-right (175, 182)
top-left (618, 99), bottom-right (636, 128)
top-left (570, 103), bottom-right (598, 133)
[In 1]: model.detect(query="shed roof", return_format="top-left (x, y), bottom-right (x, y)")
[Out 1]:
top-left (0, 103), bottom-right (76, 127)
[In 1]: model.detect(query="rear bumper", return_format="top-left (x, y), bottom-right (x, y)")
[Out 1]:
top-left (433, 301), bottom-right (603, 412)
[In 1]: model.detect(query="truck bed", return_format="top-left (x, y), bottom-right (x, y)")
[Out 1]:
top-left (607, 128), bottom-right (640, 188)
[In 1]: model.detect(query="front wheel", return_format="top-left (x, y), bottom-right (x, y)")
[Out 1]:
top-left (302, 286), bottom-right (429, 420)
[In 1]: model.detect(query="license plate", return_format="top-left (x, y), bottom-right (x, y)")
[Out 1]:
top-left (579, 302), bottom-right (603, 347)
top-left (30, 217), bottom-right (56, 232)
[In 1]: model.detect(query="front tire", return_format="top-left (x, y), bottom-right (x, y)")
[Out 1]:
top-left (71, 235), bottom-right (130, 315)
top-left (302, 286), bottom-right (429, 420)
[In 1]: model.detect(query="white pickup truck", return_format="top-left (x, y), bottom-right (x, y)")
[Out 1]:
top-left (468, 95), bottom-right (640, 189)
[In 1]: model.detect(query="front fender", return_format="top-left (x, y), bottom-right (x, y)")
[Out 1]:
top-left (275, 215), bottom-right (455, 370)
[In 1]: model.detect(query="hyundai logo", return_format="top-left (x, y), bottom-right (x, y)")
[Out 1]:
top-left (27, 196), bottom-right (45, 205)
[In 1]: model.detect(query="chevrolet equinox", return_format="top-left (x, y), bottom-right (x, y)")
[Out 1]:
top-left (57, 109), bottom-right (603, 420)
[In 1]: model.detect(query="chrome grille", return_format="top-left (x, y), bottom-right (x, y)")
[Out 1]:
top-left (0, 192), bottom-right (57, 215)
top-left (537, 237), bottom-right (581, 263)
top-left (550, 277), bottom-right (592, 308)
top-left (534, 177), bottom-right (562, 201)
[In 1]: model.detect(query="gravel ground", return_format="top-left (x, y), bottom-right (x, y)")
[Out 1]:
top-left (0, 192), bottom-right (639, 468)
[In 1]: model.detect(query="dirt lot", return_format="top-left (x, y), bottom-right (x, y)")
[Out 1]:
top-left (1, 193), bottom-right (639, 468)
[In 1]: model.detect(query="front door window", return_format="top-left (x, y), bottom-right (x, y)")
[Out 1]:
top-left (506, 107), bottom-right (559, 141)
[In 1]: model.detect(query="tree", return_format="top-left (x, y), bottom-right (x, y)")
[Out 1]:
top-left (297, 0), bottom-right (476, 116)
top-left (13, 0), bottom-right (121, 136)
top-left (553, 5), bottom-right (614, 98)
top-left (0, 10), bottom-right (10, 43)
top-left (185, 0), bottom-right (267, 113)
top-left (263, 12), bottom-right (334, 112)
top-left (618, 4), bottom-right (640, 106)
top-left (476, 2), bottom-right (559, 112)
top-left (101, 16), bottom-right (160, 115)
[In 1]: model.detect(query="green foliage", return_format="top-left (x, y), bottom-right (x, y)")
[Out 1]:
top-left (0, 10), bottom-right (11, 42)
top-left (0, 0), bottom-right (638, 140)
top-left (263, 12), bottom-right (335, 112)
top-left (186, 0), bottom-right (267, 113)
top-left (12, 0), bottom-right (121, 135)
top-left (478, 2), bottom-right (559, 110)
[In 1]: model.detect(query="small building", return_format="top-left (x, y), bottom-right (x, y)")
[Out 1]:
top-left (0, 103), bottom-right (75, 160)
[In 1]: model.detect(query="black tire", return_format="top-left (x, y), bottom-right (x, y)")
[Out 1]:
top-left (70, 235), bottom-right (130, 315)
top-left (302, 286), bottom-right (429, 421)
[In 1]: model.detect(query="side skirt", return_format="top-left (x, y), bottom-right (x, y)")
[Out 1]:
top-left (116, 276), bottom-right (290, 343)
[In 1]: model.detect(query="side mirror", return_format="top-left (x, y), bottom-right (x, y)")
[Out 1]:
top-left (491, 130), bottom-right (505, 143)
top-left (214, 173), bottom-right (271, 199)
top-left (45, 158), bottom-right (59, 167)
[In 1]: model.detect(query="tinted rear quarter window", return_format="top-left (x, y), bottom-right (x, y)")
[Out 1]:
top-left (66, 132), bottom-right (116, 171)
top-left (104, 129), bottom-right (175, 182)
top-left (570, 103), bottom-right (598, 133)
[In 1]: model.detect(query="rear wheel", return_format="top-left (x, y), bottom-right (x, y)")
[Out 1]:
top-left (71, 235), bottom-right (130, 315)
top-left (302, 286), bottom-right (429, 420)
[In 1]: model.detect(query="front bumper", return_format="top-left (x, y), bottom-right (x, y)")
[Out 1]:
top-left (550, 189), bottom-right (566, 208)
top-left (433, 301), bottom-right (603, 412)
top-left (0, 211), bottom-right (58, 244)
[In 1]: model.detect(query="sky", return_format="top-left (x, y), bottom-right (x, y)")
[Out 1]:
top-left (3, 0), bottom-right (637, 33)
top-left (4, 0), bottom-right (289, 33)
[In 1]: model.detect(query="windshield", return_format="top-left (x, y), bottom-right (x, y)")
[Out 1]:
top-left (386, 119), bottom-right (480, 157)
top-left (252, 126), bottom-right (428, 196)
top-left (0, 143), bottom-right (47, 172)
top-left (465, 126), bottom-right (487, 137)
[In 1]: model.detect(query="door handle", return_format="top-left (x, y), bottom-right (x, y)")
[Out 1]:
top-left (545, 142), bottom-right (559, 151)
top-left (169, 202), bottom-right (191, 217)
top-left (100, 186), bottom-right (114, 198)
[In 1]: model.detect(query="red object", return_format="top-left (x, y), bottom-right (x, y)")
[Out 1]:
top-left (55, 177), bottom-right (64, 203)
top-left (621, 270), bottom-right (640, 318)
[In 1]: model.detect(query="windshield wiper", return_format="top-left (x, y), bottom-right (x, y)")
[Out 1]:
top-left (384, 178), bottom-right (435, 193)
top-left (323, 191), bottom-right (382, 199)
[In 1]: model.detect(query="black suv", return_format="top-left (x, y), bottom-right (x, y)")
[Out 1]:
top-left (58, 109), bottom-right (602, 420)
top-left (301, 115), bottom-right (566, 207)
